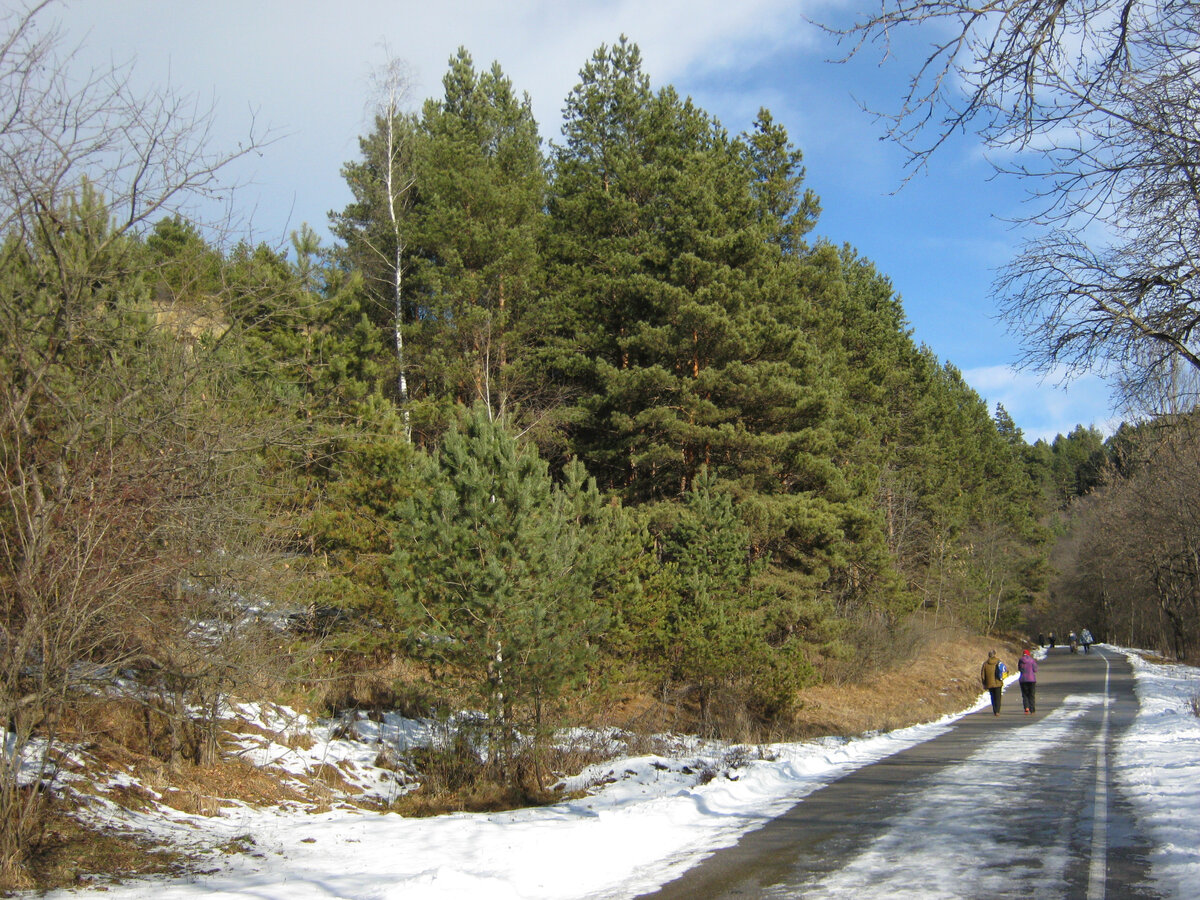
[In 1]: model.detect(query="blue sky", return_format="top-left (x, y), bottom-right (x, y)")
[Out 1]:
top-left (55, 0), bottom-right (1118, 442)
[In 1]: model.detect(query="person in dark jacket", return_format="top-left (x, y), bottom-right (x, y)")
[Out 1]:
top-left (1018, 648), bottom-right (1038, 714)
top-left (981, 650), bottom-right (1007, 715)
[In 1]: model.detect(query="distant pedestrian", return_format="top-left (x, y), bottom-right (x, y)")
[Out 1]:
top-left (1080, 628), bottom-right (1094, 653)
top-left (1048, 632), bottom-right (1056, 648)
top-left (1038, 632), bottom-right (1045, 647)
top-left (982, 649), bottom-right (1007, 715)
top-left (1018, 649), bottom-right (1038, 714)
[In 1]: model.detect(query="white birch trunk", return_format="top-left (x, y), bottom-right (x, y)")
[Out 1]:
top-left (372, 54), bottom-right (415, 442)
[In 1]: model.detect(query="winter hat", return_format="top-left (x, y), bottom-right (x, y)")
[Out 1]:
top-left (1023, 649), bottom-right (1031, 655)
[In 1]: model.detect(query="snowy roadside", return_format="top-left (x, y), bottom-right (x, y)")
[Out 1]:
top-left (1113, 649), bottom-right (1200, 899)
top-left (35, 647), bottom-right (1200, 900)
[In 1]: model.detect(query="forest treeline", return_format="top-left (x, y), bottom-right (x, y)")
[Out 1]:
top-left (1043, 418), bottom-right (1200, 662)
top-left (3, 10), bottom-right (1198, 883)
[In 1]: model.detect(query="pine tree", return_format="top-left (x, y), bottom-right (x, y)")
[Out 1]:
top-left (391, 406), bottom-right (610, 785)
top-left (661, 470), bottom-right (757, 729)
top-left (537, 41), bottom-right (920, 688)
top-left (744, 108), bottom-right (820, 254)
top-left (407, 50), bottom-right (546, 432)
top-left (545, 39), bottom-right (841, 504)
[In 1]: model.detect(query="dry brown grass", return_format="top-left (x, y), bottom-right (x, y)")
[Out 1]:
top-left (588, 627), bottom-right (1022, 744)
top-left (788, 633), bottom-right (1019, 738)
top-left (13, 711), bottom-right (370, 892)
top-left (146, 758), bottom-right (308, 815)
top-left (392, 781), bottom-right (560, 817)
top-left (19, 802), bottom-right (186, 892)
top-left (308, 654), bottom-right (438, 720)
top-left (225, 718), bottom-right (316, 752)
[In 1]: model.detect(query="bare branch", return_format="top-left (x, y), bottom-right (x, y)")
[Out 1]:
top-left (826, 1), bottom-right (1200, 396)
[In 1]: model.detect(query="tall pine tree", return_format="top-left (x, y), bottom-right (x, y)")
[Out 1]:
top-left (407, 50), bottom-right (546, 432)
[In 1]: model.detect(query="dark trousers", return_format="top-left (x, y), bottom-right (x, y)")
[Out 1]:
top-left (989, 686), bottom-right (1003, 714)
top-left (1020, 680), bottom-right (1036, 712)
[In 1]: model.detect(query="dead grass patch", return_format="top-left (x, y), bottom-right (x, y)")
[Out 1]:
top-left (310, 653), bottom-right (438, 720)
top-left (788, 633), bottom-right (1019, 738)
top-left (225, 716), bottom-right (315, 753)
top-left (1132, 650), bottom-right (1181, 665)
top-left (310, 762), bottom-right (355, 792)
top-left (56, 697), bottom-right (159, 765)
top-left (134, 756), bottom-right (307, 814)
top-left (15, 802), bottom-right (186, 893)
top-left (99, 781), bottom-right (160, 812)
top-left (392, 780), bottom-right (560, 817)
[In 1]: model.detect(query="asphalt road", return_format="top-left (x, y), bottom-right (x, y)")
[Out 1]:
top-left (638, 646), bottom-right (1160, 899)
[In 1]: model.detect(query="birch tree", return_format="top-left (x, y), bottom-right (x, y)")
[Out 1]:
top-left (331, 54), bottom-right (417, 438)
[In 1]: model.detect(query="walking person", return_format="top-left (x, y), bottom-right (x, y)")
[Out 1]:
top-left (1080, 628), bottom-right (1094, 654)
top-left (981, 649), bottom-right (1008, 716)
top-left (1018, 648), bottom-right (1038, 714)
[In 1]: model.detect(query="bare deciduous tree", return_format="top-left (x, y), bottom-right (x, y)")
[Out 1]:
top-left (828, 1), bottom-right (1200, 405)
top-left (1055, 422), bottom-right (1200, 659)
top-left (0, 1), bottom-right (276, 884)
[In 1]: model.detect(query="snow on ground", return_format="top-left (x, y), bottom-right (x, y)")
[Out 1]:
top-left (36, 647), bottom-right (1200, 900)
top-left (1114, 650), bottom-right (1200, 899)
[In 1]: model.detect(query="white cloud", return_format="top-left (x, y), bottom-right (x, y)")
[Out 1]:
top-left (56, 0), bottom-right (817, 242)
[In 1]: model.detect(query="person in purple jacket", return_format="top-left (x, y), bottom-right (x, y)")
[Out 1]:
top-left (1018, 648), bottom-right (1038, 714)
